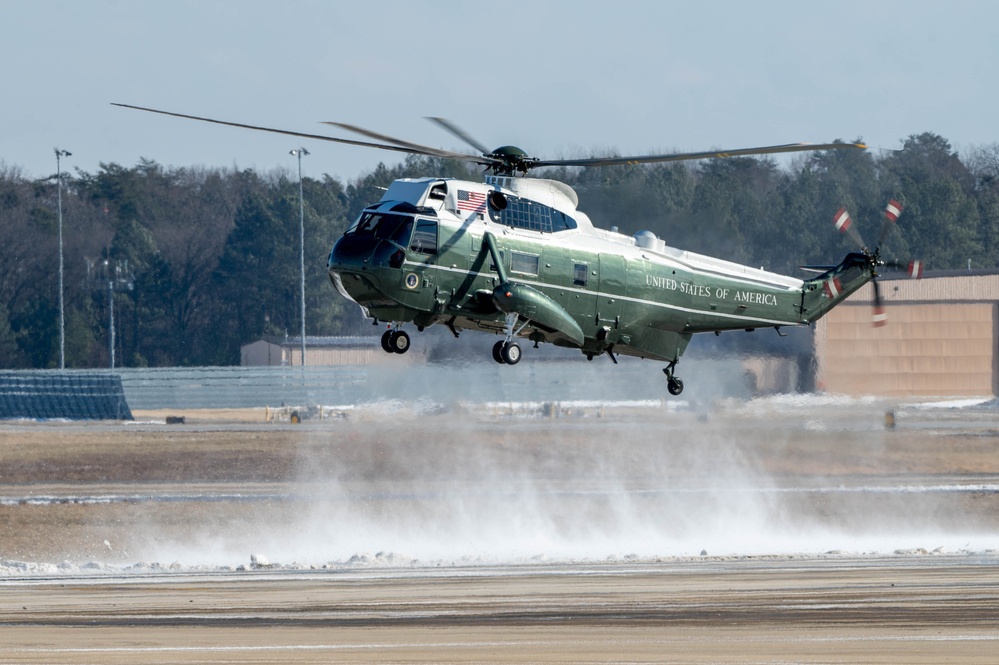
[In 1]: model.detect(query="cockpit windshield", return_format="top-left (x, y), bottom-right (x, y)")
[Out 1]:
top-left (346, 212), bottom-right (414, 245)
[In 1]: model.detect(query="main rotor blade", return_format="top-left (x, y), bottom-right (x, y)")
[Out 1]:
top-left (112, 103), bottom-right (454, 160)
top-left (321, 120), bottom-right (499, 165)
top-left (425, 117), bottom-right (492, 156)
top-left (533, 142), bottom-right (867, 168)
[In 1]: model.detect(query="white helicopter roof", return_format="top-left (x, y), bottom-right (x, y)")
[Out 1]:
top-left (380, 177), bottom-right (577, 213)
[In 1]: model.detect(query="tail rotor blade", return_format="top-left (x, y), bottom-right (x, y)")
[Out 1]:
top-left (871, 279), bottom-right (888, 327)
top-left (883, 258), bottom-right (925, 278)
top-left (833, 207), bottom-right (867, 250)
top-left (875, 199), bottom-right (903, 249)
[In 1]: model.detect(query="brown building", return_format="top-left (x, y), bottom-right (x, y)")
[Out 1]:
top-left (240, 336), bottom-right (422, 366)
top-left (815, 271), bottom-right (999, 397)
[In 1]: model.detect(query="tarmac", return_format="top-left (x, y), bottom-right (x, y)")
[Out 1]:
top-left (2, 395), bottom-right (999, 663)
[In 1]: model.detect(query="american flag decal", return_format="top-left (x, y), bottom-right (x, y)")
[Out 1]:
top-left (457, 190), bottom-right (487, 214)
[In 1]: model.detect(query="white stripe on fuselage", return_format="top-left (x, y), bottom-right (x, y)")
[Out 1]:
top-left (412, 261), bottom-right (800, 328)
top-left (402, 218), bottom-right (803, 329)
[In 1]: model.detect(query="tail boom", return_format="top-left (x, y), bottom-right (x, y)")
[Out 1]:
top-left (799, 252), bottom-right (876, 325)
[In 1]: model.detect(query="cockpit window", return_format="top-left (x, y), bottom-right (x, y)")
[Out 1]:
top-left (347, 212), bottom-right (413, 244)
top-left (410, 219), bottom-right (437, 255)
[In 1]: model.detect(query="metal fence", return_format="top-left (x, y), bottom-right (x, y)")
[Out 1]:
top-left (121, 359), bottom-right (754, 409)
top-left (1, 358), bottom-right (754, 412)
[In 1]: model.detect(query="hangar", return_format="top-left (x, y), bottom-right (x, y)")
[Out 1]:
top-left (240, 336), bottom-right (404, 366)
top-left (814, 270), bottom-right (999, 397)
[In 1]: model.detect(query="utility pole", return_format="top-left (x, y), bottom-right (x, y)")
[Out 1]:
top-left (54, 148), bottom-right (71, 369)
top-left (290, 148), bottom-right (309, 366)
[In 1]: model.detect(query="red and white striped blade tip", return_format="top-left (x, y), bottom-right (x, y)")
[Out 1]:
top-left (833, 207), bottom-right (852, 232)
top-left (908, 260), bottom-right (924, 278)
top-left (885, 199), bottom-right (903, 222)
top-left (872, 307), bottom-right (888, 327)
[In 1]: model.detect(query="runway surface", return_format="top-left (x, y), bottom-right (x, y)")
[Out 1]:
top-left (2, 394), bottom-right (999, 662)
top-left (2, 558), bottom-right (999, 664)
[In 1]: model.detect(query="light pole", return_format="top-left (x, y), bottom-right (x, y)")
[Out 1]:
top-left (54, 148), bottom-right (71, 369)
top-left (101, 259), bottom-right (133, 369)
top-left (290, 148), bottom-right (309, 366)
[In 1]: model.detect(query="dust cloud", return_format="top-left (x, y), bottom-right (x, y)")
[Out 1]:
top-left (134, 385), bottom-right (999, 571)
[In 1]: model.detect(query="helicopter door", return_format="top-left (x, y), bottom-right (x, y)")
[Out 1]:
top-left (597, 253), bottom-right (626, 334)
top-left (396, 218), bottom-right (439, 312)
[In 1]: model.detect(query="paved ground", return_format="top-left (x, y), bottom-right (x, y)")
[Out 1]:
top-left (2, 559), bottom-right (999, 663)
top-left (2, 397), bottom-right (999, 663)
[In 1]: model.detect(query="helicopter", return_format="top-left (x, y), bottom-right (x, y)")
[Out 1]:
top-left (113, 103), bottom-right (919, 395)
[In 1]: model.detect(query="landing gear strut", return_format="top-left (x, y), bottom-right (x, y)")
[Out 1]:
top-left (491, 313), bottom-right (527, 365)
top-left (380, 328), bottom-right (410, 354)
top-left (663, 361), bottom-right (684, 396)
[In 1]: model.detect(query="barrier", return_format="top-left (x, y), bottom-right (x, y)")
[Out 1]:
top-left (0, 358), bottom-right (756, 416)
top-left (0, 372), bottom-right (132, 420)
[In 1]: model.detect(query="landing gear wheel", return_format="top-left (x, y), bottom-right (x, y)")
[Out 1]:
top-left (388, 330), bottom-right (410, 354)
top-left (380, 330), bottom-right (394, 353)
top-left (667, 377), bottom-right (684, 396)
top-left (501, 341), bottom-right (522, 365)
top-left (492, 340), bottom-right (506, 364)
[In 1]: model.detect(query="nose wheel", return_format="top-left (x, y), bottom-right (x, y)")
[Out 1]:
top-left (380, 328), bottom-right (410, 354)
top-left (491, 313), bottom-right (527, 365)
top-left (663, 362), bottom-right (684, 396)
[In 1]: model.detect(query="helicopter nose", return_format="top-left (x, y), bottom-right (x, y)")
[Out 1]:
top-left (327, 235), bottom-right (371, 273)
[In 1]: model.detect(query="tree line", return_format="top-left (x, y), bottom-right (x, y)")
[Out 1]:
top-left (1, 132), bottom-right (997, 369)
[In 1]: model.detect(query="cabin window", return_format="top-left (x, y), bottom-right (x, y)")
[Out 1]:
top-left (550, 209), bottom-right (575, 232)
top-left (511, 251), bottom-right (540, 276)
top-left (494, 196), bottom-right (578, 233)
top-left (410, 219), bottom-right (438, 255)
top-left (573, 263), bottom-right (588, 287)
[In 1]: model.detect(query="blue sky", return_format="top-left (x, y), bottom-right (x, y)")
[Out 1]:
top-left (3, 0), bottom-right (997, 181)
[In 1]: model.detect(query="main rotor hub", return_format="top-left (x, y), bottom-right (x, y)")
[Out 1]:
top-left (488, 145), bottom-right (539, 176)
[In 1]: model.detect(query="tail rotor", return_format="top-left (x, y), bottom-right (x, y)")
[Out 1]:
top-left (831, 199), bottom-right (922, 327)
